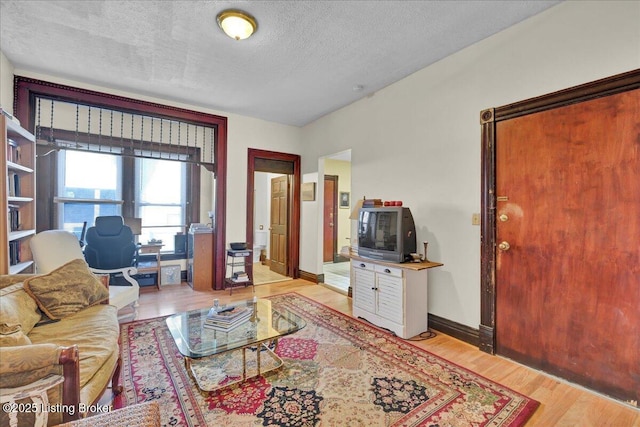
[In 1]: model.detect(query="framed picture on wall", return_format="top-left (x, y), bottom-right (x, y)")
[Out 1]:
top-left (339, 191), bottom-right (350, 208)
top-left (302, 182), bottom-right (316, 201)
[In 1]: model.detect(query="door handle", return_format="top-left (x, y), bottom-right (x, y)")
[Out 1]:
top-left (498, 241), bottom-right (511, 251)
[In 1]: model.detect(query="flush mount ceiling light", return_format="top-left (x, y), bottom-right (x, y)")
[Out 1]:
top-left (216, 9), bottom-right (257, 40)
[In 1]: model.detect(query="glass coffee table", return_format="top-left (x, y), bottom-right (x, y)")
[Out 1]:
top-left (166, 298), bottom-right (305, 391)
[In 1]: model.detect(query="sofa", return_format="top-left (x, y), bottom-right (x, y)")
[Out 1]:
top-left (0, 259), bottom-right (122, 426)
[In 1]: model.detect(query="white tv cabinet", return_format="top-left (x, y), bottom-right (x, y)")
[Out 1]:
top-left (350, 255), bottom-right (443, 339)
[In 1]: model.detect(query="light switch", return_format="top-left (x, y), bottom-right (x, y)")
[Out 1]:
top-left (472, 213), bottom-right (481, 226)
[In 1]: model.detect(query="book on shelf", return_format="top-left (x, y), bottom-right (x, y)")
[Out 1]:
top-left (8, 204), bottom-right (20, 231)
top-left (7, 172), bottom-right (20, 197)
top-left (9, 241), bottom-right (20, 265)
top-left (231, 271), bottom-right (250, 282)
top-left (6, 138), bottom-right (19, 163)
top-left (7, 173), bottom-right (14, 197)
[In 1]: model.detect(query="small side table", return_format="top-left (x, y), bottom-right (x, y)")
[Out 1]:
top-left (225, 249), bottom-right (252, 294)
top-left (137, 244), bottom-right (163, 290)
top-left (0, 374), bottom-right (64, 427)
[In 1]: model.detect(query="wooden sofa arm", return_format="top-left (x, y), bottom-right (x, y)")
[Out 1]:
top-left (59, 346), bottom-right (81, 423)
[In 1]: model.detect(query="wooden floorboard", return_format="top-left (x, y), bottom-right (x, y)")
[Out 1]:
top-left (132, 280), bottom-right (639, 426)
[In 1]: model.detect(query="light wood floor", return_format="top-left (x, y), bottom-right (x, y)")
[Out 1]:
top-left (137, 280), bottom-right (639, 426)
top-left (252, 262), bottom-right (290, 285)
top-left (322, 261), bottom-right (350, 294)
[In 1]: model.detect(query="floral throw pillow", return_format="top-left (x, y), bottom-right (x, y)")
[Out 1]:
top-left (23, 259), bottom-right (109, 320)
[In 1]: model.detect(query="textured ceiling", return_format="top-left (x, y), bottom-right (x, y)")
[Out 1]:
top-left (0, 0), bottom-right (561, 126)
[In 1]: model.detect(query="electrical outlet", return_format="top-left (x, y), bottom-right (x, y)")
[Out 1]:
top-left (472, 213), bottom-right (481, 226)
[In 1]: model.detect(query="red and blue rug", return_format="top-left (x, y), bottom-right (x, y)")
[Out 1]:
top-left (116, 293), bottom-right (539, 426)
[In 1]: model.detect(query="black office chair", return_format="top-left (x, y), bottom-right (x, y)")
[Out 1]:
top-left (79, 221), bottom-right (87, 248)
top-left (84, 215), bottom-right (138, 271)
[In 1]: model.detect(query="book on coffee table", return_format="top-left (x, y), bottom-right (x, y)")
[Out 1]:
top-left (206, 306), bottom-right (250, 320)
top-left (203, 317), bottom-right (251, 332)
top-left (204, 306), bottom-right (252, 331)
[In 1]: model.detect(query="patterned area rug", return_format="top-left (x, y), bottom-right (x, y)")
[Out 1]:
top-left (115, 293), bottom-right (539, 426)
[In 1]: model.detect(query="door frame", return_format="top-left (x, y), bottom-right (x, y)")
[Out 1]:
top-left (246, 148), bottom-right (301, 279)
top-left (479, 69), bottom-right (640, 354)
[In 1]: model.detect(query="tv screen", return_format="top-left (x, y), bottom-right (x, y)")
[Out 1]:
top-left (357, 207), bottom-right (416, 263)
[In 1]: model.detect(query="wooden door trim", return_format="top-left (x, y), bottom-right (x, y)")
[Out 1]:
top-left (246, 149), bottom-right (301, 279)
top-left (479, 68), bottom-right (640, 354)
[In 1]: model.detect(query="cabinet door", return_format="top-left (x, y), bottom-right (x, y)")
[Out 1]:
top-left (376, 272), bottom-right (403, 325)
top-left (353, 266), bottom-right (376, 313)
top-left (189, 232), bottom-right (213, 290)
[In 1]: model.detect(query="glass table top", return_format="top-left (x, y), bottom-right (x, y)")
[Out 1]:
top-left (165, 299), bottom-right (306, 358)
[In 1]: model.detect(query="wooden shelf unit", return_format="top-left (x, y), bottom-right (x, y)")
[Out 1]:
top-left (1, 111), bottom-right (36, 274)
top-left (224, 249), bottom-right (253, 294)
top-left (187, 231), bottom-right (214, 291)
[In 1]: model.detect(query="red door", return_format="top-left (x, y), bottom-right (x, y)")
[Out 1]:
top-left (495, 89), bottom-right (640, 402)
top-left (323, 175), bottom-right (338, 262)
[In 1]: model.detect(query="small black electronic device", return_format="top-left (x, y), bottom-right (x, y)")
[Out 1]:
top-left (174, 234), bottom-right (187, 255)
top-left (357, 206), bottom-right (417, 263)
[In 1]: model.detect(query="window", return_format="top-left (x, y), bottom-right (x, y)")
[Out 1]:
top-left (57, 151), bottom-right (187, 252)
top-left (135, 157), bottom-right (186, 251)
top-left (56, 150), bottom-right (122, 239)
top-left (18, 77), bottom-right (224, 288)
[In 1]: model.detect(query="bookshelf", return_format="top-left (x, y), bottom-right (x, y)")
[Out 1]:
top-left (1, 110), bottom-right (36, 274)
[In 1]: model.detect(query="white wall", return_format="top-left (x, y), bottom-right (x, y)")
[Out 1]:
top-left (254, 172), bottom-right (271, 234)
top-left (300, 172), bottom-right (319, 274)
top-left (0, 69), bottom-right (302, 249)
top-left (0, 51), bottom-right (15, 114)
top-left (300, 1), bottom-right (640, 328)
top-left (223, 117), bottom-right (302, 243)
